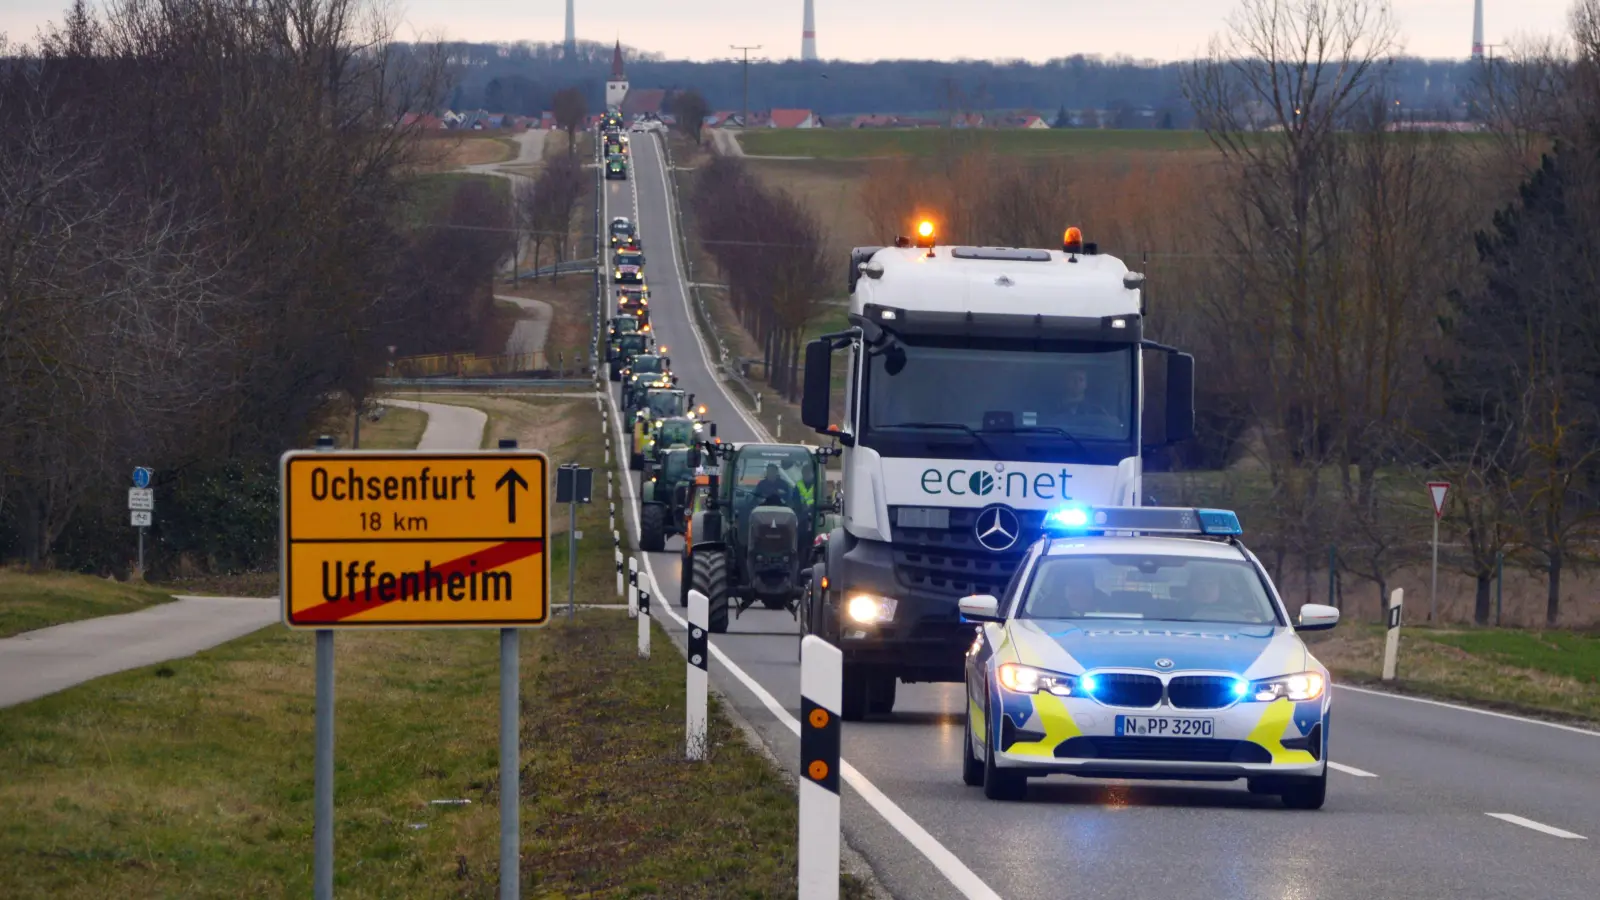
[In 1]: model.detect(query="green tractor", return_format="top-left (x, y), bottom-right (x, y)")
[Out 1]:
top-left (628, 388), bottom-right (693, 469)
top-left (638, 420), bottom-right (706, 552)
top-left (607, 331), bottom-right (650, 382)
top-left (682, 436), bottom-right (840, 632)
top-left (620, 353), bottom-right (674, 409)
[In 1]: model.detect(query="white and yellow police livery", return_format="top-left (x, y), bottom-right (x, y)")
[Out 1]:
top-left (960, 506), bottom-right (1340, 808)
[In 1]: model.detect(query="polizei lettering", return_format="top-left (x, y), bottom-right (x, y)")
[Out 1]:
top-left (321, 560), bottom-right (513, 603)
top-left (308, 466), bottom-right (477, 502)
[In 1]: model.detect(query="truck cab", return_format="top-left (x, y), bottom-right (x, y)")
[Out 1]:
top-left (800, 224), bottom-right (1195, 719)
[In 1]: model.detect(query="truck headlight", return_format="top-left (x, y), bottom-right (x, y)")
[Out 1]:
top-left (846, 594), bottom-right (897, 624)
top-left (997, 663), bottom-right (1079, 697)
top-left (1249, 672), bottom-right (1325, 702)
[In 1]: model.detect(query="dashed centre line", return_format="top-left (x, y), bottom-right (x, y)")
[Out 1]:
top-left (1485, 813), bottom-right (1587, 840)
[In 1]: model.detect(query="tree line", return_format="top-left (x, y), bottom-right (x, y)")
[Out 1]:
top-left (688, 157), bottom-right (829, 402)
top-left (0, 0), bottom-right (510, 575)
top-left (403, 40), bottom-right (1476, 121)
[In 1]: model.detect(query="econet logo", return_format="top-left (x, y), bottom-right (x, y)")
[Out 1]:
top-left (920, 466), bottom-right (1075, 500)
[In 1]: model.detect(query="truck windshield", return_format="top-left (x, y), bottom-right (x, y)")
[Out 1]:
top-left (861, 338), bottom-right (1135, 463)
top-left (633, 356), bottom-right (663, 374)
top-left (616, 252), bottom-right (642, 267)
top-left (612, 318), bottom-right (638, 333)
top-left (1017, 556), bottom-right (1281, 626)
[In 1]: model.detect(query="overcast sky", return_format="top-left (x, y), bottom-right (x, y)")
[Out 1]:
top-left (0, 1), bottom-right (1577, 62)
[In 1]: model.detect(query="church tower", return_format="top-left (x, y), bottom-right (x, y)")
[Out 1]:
top-left (605, 41), bottom-right (629, 111)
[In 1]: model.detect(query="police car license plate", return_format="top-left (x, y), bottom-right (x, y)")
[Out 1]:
top-left (1115, 715), bottom-right (1214, 737)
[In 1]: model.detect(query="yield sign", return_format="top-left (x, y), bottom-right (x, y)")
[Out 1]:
top-left (1428, 481), bottom-right (1450, 519)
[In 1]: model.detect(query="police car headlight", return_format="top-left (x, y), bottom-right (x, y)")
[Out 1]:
top-left (1249, 671), bottom-right (1325, 702)
top-left (846, 594), bottom-right (896, 624)
top-left (997, 663), bottom-right (1079, 697)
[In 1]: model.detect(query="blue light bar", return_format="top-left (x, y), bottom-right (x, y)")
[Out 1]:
top-left (1042, 506), bottom-right (1244, 537)
top-left (1195, 509), bottom-right (1242, 536)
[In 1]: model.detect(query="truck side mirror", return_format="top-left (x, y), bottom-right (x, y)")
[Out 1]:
top-left (1166, 351), bottom-right (1194, 444)
top-left (1142, 348), bottom-right (1195, 448)
top-left (802, 339), bottom-right (832, 432)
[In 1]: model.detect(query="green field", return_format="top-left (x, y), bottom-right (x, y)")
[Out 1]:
top-left (402, 172), bottom-right (510, 225)
top-left (1308, 624), bottom-right (1600, 723)
top-left (0, 571), bottom-right (174, 638)
top-left (738, 127), bottom-right (1217, 158)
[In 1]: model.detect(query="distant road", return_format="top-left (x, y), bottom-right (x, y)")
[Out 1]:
top-left (0, 596), bottom-right (277, 708)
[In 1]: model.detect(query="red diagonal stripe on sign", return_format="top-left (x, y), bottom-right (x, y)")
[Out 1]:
top-left (292, 539), bottom-right (544, 625)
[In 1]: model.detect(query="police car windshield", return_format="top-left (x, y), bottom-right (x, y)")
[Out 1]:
top-left (863, 339), bottom-right (1134, 460)
top-left (1018, 556), bottom-right (1280, 626)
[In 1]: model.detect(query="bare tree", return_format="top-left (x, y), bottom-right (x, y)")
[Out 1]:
top-left (552, 86), bottom-right (587, 154)
top-left (671, 89), bottom-right (710, 145)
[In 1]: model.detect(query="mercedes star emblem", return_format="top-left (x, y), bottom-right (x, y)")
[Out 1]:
top-left (1154, 658), bottom-right (1175, 670)
top-left (974, 504), bottom-right (1021, 552)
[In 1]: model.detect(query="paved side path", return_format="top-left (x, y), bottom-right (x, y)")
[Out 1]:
top-left (0, 596), bottom-right (277, 708)
top-left (379, 399), bottom-right (487, 449)
top-left (495, 293), bottom-right (553, 357)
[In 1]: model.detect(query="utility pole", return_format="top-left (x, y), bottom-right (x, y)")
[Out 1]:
top-left (731, 44), bottom-right (761, 130)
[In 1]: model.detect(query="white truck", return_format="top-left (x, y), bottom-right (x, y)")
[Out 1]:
top-left (799, 225), bottom-right (1195, 719)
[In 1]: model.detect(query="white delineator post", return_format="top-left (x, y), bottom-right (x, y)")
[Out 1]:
top-left (614, 533), bottom-right (624, 597)
top-left (686, 589), bottom-right (710, 760)
top-left (799, 635), bottom-right (842, 900)
top-left (637, 580), bottom-right (651, 659)
top-left (627, 556), bottom-right (639, 618)
top-left (1382, 588), bottom-right (1403, 681)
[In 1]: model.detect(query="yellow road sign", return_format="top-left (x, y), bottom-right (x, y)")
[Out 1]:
top-left (280, 451), bottom-right (550, 629)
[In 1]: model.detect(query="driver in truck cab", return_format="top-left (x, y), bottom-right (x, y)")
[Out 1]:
top-left (1060, 364), bottom-right (1113, 418)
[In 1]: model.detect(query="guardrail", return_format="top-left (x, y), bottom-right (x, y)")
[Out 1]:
top-left (513, 257), bottom-right (596, 281)
top-left (376, 377), bottom-right (595, 390)
top-left (393, 351), bottom-right (551, 377)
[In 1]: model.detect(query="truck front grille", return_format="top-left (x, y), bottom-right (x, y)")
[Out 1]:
top-left (888, 506), bottom-right (1044, 601)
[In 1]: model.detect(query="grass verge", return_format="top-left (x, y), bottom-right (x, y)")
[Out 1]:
top-left (0, 570), bottom-right (174, 639)
top-left (1308, 624), bottom-right (1600, 724)
top-left (0, 394), bottom-right (869, 898)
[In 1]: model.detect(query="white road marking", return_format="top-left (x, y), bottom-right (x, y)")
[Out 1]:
top-left (599, 171), bottom-right (1003, 896)
top-left (1327, 761), bottom-right (1378, 778)
top-left (1485, 813), bottom-right (1587, 840)
top-left (641, 133), bottom-right (771, 441)
top-left (1337, 684), bottom-right (1600, 738)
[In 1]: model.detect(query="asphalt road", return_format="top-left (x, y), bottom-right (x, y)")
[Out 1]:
top-left (613, 131), bottom-right (1600, 900)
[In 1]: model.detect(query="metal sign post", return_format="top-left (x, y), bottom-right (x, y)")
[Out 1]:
top-left (1427, 481), bottom-right (1449, 623)
top-left (555, 463), bottom-right (594, 620)
top-left (129, 472), bottom-right (154, 576)
top-left (278, 439), bottom-right (552, 900)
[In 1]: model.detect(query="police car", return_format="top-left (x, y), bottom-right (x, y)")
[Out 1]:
top-left (960, 506), bottom-right (1340, 809)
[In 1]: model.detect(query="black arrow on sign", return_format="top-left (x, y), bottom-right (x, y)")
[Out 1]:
top-left (496, 468), bottom-right (530, 523)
